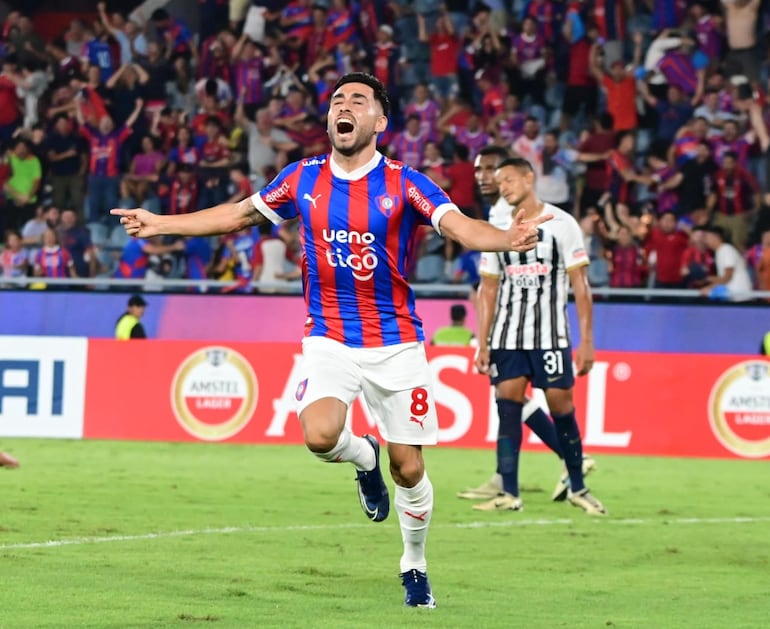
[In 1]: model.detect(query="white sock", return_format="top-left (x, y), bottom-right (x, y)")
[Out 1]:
top-left (310, 429), bottom-right (376, 471)
top-left (522, 397), bottom-right (539, 422)
top-left (395, 473), bottom-right (433, 573)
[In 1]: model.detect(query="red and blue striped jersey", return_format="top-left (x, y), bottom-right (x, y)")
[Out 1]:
top-left (115, 239), bottom-right (149, 279)
top-left (282, 2), bottom-right (314, 41)
top-left (34, 246), bottom-right (72, 278)
top-left (81, 125), bottom-right (132, 177)
top-left (233, 58), bottom-right (265, 105)
top-left (252, 153), bottom-right (459, 348)
top-left (592, 0), bottom-right (625, 41)
top-left (404, 99), bottom-right (441, 142)
top-left (390, 130), bottom-right (428, 168)
top-left (324, 7), bottom-right (359, 51)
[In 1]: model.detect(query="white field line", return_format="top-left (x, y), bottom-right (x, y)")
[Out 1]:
top-left (2, 516), bottom-right (770, 552)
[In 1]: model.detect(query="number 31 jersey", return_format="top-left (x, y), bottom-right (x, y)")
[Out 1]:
top-left (479, 200), bottom-right (588, 351)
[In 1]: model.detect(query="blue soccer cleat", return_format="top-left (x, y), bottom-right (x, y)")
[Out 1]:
top-left (401, 569), bottom-right (437, 608)
top-left (355, 434), bottom-right (389, 522)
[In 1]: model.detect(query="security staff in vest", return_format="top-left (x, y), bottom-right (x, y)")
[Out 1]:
top-left (431, 304), bottom-right (476, 346)
top-left (762, 331), bottom-right (770, 356)
top-left (115, 294), bottom-right (148, 340)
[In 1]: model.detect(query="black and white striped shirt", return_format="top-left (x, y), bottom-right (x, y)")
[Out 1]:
top-left (479, 200), bottom-right (588, 350)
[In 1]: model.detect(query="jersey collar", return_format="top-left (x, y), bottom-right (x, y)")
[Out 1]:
top-left (329, 151), bottom-right (382, 181)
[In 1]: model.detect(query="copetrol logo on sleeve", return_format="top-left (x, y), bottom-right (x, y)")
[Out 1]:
top-left (708, 360), bottom-right (770, 458)
top-left (171, 347), bottom-right (258, 441)
top-left (263, 180), bottom-right (291, 205)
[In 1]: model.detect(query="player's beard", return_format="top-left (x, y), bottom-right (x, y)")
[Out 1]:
top-left (330, 125), bottom-right (377, 157)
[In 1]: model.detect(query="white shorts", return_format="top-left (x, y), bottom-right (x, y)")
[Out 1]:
top-left (294, 337), bottom-right (439, 446)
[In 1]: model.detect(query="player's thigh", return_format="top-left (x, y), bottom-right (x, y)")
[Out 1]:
top-left (530, 348), bottom-right (575, 410)
top-left (490, 349), bottom-right (531, 401)
top-left (296, 337), bottom-right (362, 442)
top-left (360, 343), bottom-right (438, 446)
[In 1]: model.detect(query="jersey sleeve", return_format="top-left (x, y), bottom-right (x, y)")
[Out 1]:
top-left (402, 166), bottom-right (459, 236)
top-left (561, 215), bottom-right (590, 270)
top-left (250, 162), bottom-right (301, 224)
top-left (478, 251), bottom-right (502, 278)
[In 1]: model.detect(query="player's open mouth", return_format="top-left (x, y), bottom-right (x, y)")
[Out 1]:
top-left (336, 119), bottom-right (355, 136)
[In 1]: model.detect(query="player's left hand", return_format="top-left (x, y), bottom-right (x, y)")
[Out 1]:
top-left (575, 342), bottom-right (594, 376)
top-left (508, 209), bottom-right (553, 252)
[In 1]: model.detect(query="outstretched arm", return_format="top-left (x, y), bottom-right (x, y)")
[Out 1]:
top-left (112, 196), bottom-right (268, 238)
top-left (439, 208), bottom-right (552, 253)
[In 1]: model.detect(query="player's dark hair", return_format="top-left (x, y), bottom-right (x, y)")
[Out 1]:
top-left (332, 72), bottom-right (390, 117)
top-left (701, 225), bottom-right (726, 240)
top-left (477, 145), bottom-right (510, 161)
top-left (497, 156), bottom-right (535, 174)
top-left (723, 150), bottom-right (739, 162)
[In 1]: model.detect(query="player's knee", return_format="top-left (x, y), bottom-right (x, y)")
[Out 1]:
top-left (303, 426), bottom-right (340, 453)
top-left (389, 457), bottom-right (424, 487)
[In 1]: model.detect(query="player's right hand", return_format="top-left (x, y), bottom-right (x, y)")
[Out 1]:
top-left (508, 209), bottom-right (554, 252)
top-left (475, 346), bottom-right (491, 375)
top-left (111, 208), bottom-right (160, 238)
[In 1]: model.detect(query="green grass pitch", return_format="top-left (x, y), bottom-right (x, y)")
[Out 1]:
top-left (1, 439), bottom-right (768, 628)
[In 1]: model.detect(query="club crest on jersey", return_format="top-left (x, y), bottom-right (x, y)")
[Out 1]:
top-left (295, 378), bottom-right (309, 401)
top-left (375, 194), bottom-right (398, 217)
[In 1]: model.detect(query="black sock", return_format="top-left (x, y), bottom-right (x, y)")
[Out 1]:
top-left (552, 409), bottom-right (585, 493)
top-left (524, 406), bottom-right (563, 458)
top-left (496, 399), bottom-right (523, 496)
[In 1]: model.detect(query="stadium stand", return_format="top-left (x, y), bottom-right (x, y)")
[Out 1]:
top-left (0, 0), bottom-right (769, 301)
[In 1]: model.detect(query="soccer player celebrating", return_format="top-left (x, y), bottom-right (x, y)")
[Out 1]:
top-left (474, 157), bottom-right (607, 516)
top-left (112, 72), bottom-right (551, 608)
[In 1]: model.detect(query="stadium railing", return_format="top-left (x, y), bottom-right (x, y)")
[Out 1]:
top-left (2, 276), bottom-right (770, 301)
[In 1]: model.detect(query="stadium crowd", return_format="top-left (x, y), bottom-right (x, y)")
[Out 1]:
top-left (0, 0), bottom-right (769, 300)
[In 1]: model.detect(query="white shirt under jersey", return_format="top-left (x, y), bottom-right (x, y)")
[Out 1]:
top-left (714, 243), bottom-right (753, 301)
top-left (480, 200), bottom-right (589, 350)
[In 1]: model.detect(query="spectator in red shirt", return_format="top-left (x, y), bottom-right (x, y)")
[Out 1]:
top-left (417, 10), bottom-right (460, 104)
top-left (576, 112), bottom-right (616, 213)
top-left (589, 31), bottom-right (643, 133)
top-left (645, 211), bottom-right (690, 288)
top-left (681, 226), bottom-right (714, 288)
top-left (197, 116), bottom-right (231, 208)
top-left (560, 15), bottom-right (598, 132)
top-left (0, 55), bottom-right (22, 142)
top-left (609, 225), bottom-right (645, 288)
top-left (476, 71), bottom-right (505, 123)
top-left (446, 144), bottom-right (478, 218)
top-left (168, 163), bottom-right (199, 215)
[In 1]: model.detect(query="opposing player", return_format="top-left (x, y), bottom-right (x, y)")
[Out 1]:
top-left (474, 157), bottom-right (606, 515)
top-left (457, 146), bottom-right (596, 506)
top-left (112, 72), bottom-right (551, 607)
